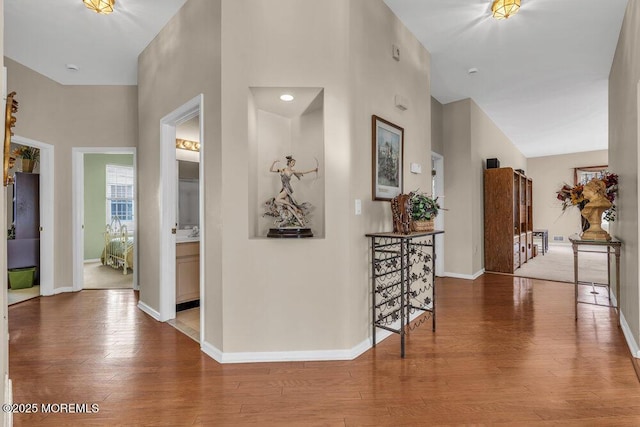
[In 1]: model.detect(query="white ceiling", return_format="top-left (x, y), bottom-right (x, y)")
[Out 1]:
top-left (384, 0), bottom-right (628, 157)
top-left (5, 0), bottom-right (187, 85)
top-left (4, 0), bottom-right (629, 158)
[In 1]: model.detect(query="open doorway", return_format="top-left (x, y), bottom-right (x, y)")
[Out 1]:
top-left (72, 147), bottom-right (138, 291)
top-left (432, 152), bottom-right (444, 276)
top-left (7, 136), bottom-right (54, 304)
top-left (158, 95), bottom-right (204, 345)
top-left (168, 115), bottom-right (202, 342)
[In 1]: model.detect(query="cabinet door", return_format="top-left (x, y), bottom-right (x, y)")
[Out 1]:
top-left (176, 256), bottom-right (200, 303)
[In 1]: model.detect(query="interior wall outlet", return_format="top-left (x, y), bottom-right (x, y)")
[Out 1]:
top-left (355, 199), bottom-right (362, 215)
top-left (410, 163), bottom-right (422, 174)
top-left (392, 44), bottom-right (400, 61)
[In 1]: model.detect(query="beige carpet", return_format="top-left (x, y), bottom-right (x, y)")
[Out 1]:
top-left (513, 244), bottom-right (609, 284)
top-left (83, 261), bottom-right (133, 289)
top-left (8, 285), bottom-right (40, 305)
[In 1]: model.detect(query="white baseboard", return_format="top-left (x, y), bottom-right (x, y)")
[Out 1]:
top-left (83, 259), bottom-right (101, 264)
top-left (620, 311), bottom-right (640, 358)
top-left (199, 311), bottom-right (426, 364)
top-left (444, 269), bottom-right (484, 280)
top-left (52, 286), bottom-right (74, 295)
top-left (137, 301), bottom-right (161, 321)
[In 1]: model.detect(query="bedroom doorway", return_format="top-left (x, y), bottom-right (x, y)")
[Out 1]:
top-left (72, 147), bottom-right (138, 291)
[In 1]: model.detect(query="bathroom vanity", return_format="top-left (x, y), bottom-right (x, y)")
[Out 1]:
top-left (176, 239), bottom-right (199, 304)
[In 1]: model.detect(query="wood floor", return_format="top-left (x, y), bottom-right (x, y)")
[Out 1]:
top-left (8, 274), bottom-right (640, 426)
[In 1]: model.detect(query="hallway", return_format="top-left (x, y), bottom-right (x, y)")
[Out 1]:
top-left (7, 275), bottom-right (640, 426)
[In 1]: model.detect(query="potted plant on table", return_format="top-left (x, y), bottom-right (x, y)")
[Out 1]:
top-left (410, 193), bottom-right (441, 232)
top-left (12, 146), bottom-right (39, 173)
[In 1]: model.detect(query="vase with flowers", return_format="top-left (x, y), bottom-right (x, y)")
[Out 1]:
top-left (556, 172), bottom-right (618, 240)
top-left (12, 145), bottom-right (39, 173)
top-left (410, 193), bottom-right (441, 232)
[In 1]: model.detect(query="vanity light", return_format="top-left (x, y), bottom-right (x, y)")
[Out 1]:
top-left (176, 139), bottom-right (200, 152)
top-left (280, 94), bottom-right (294, 102)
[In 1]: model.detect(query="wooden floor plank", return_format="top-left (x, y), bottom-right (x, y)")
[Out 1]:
top-left (8, 274), bottom-right (640, 426)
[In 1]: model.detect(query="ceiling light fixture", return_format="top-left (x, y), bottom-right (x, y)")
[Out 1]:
top-left (280, 94), bottom-right (294, 102)
top-left (83, 0), bottom-right (115, 15)
top-left (491, 0), bottom-right (520, 20)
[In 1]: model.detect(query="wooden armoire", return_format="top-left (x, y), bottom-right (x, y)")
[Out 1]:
top-left (484, 167), bottom-right (533, 273)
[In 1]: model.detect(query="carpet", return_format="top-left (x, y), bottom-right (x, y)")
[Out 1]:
top-left (8, 285), bottom-right (40, 305)
top-left (83, 261), bottom-right (133, 289)
top-left (513, 244), bottom-right (609, 284)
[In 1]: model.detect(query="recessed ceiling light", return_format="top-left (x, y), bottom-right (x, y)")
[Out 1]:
top-left (66, 64), bottom-right (80, 72)
top-left (280, 94), bottom-right (294, 102)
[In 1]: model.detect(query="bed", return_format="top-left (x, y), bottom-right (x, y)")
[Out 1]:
top-left (101, 217), bottom-right (134, 274)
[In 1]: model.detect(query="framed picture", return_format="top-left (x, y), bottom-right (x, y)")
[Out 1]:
top-left (372, 115), bottom-right (403, 201)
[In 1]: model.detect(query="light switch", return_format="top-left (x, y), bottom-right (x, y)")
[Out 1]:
top-left (355, 199), bottom-right (362, 215)
top-left (410, 163), bottom-right (422, 174)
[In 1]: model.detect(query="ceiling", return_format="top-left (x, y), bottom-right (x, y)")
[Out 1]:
top-left (384, 0), bottom-right (628, 157)
top-left (5, 0), bottom-right (187, 85)
top-left (4, 0), bottom-right (629, 158)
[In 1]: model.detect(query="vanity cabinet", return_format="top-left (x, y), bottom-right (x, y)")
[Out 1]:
top-left (176, 242), bottom-right (199, 303)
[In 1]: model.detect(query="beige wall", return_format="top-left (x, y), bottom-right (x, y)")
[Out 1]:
top-left (139, 0), bottom-right (431, 355)
top-left (610, 0), bottom-right (640, 354)
top-left (137, 0), bottom-right (222, 345)
top-left (528, 150), bottom-right (608, 243)
top-left (431, 97), bottom-right (443, 155)
top-left (5, 58), bottom-right (137, 289)
top-left (443, 98), bottom-right (526, 276)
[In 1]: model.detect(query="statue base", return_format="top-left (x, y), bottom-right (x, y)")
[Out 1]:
top-left (267, 227), bottom-right (313, 238)
top-left (581, 229), bottom-right (611, 241)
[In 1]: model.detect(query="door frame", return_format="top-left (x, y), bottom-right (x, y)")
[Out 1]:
top-left (432, 152), bottom-right (445, 276)
top-left (12, 136), bottom-right (54, 296)
top-left (72, 147), bottom-right (138, 291)
top-left (158, 94), bottom-right (205, 344)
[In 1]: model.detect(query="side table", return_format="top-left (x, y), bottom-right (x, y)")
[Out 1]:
top-left (569, 234), bottom-right (621, 326)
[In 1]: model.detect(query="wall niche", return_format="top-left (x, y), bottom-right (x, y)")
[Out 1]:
top-left (248, 87), bottom-right (325, 239)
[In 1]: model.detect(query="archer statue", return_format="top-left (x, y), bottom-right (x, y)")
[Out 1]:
top-left (264, 155), bottom-right (318, 229)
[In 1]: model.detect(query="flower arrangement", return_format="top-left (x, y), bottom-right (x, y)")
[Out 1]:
top-left (410, 193), bottom-right (441, 221)
top-left (556, 172), bottom-right (618, 221)
top-left (12, 146), bottom-right (39, 162)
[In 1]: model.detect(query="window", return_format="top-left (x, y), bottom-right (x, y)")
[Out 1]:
top-left (106, 165), bottom-right (134, 227)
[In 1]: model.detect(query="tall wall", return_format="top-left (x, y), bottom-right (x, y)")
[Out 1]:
top-left (443, 98), bottom-right (526, 277)
top-left (528, 150), bottom-right (608, 243)
top-left (431, 97), bottom-right (444, 155)
top-left (347, 0), bottom-right (431, 349)
top-left (138, 0), bottom-right (431, 357)
top-left (609, 0), bottom-right (640, 356)
top-left (84, 154), bottom-right (135, 260)
top-left (5, 58), bottom-right (137, 289)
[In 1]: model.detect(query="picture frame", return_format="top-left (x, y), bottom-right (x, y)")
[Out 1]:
top-left (372, 115), bottom-right (403, 201)
top-left (4, 92), bottom-right (18, 187)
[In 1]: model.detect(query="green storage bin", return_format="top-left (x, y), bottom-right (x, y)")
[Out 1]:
top-left (8, 267), bottom-right (35, 290)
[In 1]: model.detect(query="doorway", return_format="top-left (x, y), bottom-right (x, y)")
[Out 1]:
top-left (7, 136), bottom-right (53, 301)
top-left (432, 152), bottom-right (444, 276)
top-left (72, 147), bottom-right (138, 291)
top-left (159, 94), bottom-right (205, 345)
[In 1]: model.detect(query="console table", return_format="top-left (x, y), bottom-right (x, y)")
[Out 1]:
top-left (365, 230), bottom-right (444, 357)
top-left (569, 234), bottom-right (621, 326)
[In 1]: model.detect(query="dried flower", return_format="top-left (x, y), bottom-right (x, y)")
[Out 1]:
top-left (556, 172), bottom-right (618, 221)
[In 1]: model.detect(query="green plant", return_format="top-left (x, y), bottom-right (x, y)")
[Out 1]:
top-left (410, 193), bottom-right (440, 221)
top-left (12, 145), bottom-right (39, 162)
